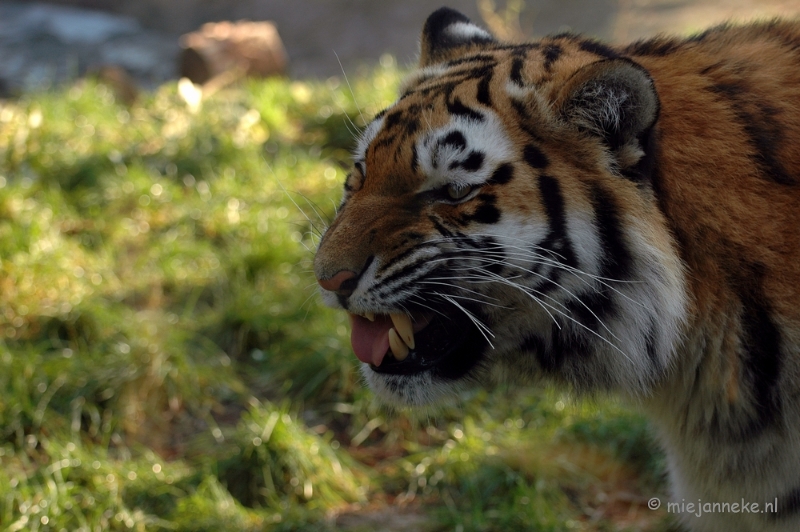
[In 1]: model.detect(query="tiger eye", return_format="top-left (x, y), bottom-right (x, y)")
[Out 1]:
top-left (447, 184), bottom-right (472, 200)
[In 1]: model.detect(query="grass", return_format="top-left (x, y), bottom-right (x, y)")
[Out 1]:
top-left (0, 58), bottom-right (677, 531)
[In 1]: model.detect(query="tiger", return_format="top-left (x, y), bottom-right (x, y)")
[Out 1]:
top-left (313, 7), bottom-right (800, 531)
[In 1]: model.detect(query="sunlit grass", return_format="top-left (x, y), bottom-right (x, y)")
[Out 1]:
top-left (0, 58), bottom-right (674, 531)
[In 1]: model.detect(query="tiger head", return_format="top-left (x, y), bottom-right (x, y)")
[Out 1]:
top-left (314, 8), bottom-right (687, 407)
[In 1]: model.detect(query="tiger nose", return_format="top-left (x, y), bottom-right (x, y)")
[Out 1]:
top-left (317, 269), bottom-right (359, 296)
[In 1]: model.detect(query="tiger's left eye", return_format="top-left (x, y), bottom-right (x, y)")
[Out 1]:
top-left (446, 183), bottom-right (472, 200)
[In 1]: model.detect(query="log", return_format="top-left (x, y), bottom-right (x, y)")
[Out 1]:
top-left (179, 20), bottom-right (288, 84)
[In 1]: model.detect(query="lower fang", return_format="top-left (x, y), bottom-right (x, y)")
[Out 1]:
top-left (388, 328), bottom-right (409, 360)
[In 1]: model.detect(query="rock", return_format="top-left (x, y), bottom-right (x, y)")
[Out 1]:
top-left (11, 3), bottom-right (139, 44)
top-left (0, 2), bottom-right (178, 95)
top-left (179, 20), bottom-right (287, 85)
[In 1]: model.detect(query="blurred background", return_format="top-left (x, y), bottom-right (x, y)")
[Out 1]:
top-left (0, 0), bottom-right (796, 92)
top-left (0, 1), bottom-right (796, 531)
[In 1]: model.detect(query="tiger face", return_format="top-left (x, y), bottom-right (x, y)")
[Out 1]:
top-left (314, 7), bottom-right (687, 406)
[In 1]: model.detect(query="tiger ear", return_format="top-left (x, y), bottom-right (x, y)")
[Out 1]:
top-left (557, 59), bottom-right (659, 164)
top-left (420, 7), bottom-right (496, 67)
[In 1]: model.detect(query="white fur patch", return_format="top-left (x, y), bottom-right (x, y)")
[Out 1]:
top-left (445, 21), bottom-right (493, 42)
top-left (416, 110), bottom-right (514, 192)
top-left (353, 114), bottom-right (386, 162)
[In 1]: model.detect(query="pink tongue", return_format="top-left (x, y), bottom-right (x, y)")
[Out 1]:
top-left (349, 314), bottom-right (391, 366)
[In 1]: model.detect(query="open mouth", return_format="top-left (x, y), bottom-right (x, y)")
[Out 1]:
top-left (348, 306), bottom-right (488, 378)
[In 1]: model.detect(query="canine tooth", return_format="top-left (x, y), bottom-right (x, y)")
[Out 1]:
top-left (390, 312), bottom-right (415, 349)
top-left (364, 311), bottom-right (375, 322)
top-left (388, 328), bottom-right (409, 360)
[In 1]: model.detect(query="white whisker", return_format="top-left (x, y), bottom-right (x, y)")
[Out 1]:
top-left (334, 51), bottom-right (365, 126)
top-left (435, 293), bottom-right (495, 348)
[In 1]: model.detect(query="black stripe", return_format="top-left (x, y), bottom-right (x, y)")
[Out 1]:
top-left (460, 151), bottom-right (485, 172)
top-left (739, 290), bottom-right (783, 437)
top-left (687, 22), bottom-right (731, 44)
top-left (538, 321), bottom-right (602, 384)
top-left (446, 97), bottom-right (484, 122)
top-left (699, 61), bottom-right (724, 76)
top-left (373, 258), bottom-right (431, 294)
top-left (487, 163), bottom-right (514, 185)
top-left (510, 100), bottom-right (545, 142)
top-left (490, 43), bottom-right (540, 53)
top-left (479, 236), bottom-right (504, 275)
top-left (625, 37), bottom-right (681, 56)
top-left (378, 241), bottom-right (438, 275)
top-left (428, 214), bottom-right (454, 238)
top-left (538, 175), bottom-right (568, 235)
top-left (521, 334), bottom-right (559, 373)
top-left (707, 81), bottom-right (795, 185)
top-left (770, 485), bottom-right (800, 520)
top-left (702, 245), bottom-right (785, 441)
top-left (441, 131), bottom-right (467, 151)
top-left (523, 144), bottom-right (549, 170)
top-left (510, 56), bottom-right (525, 85)
top-left (440, 65), bottom-right (499, 83)
top-left (522, 332), bottom-right (579, 377)
top-left (589, 183), bottom-right (632, 281)
top-left (578, 39), bottom-right (621, 59)
top-left (457, 194), bottom-right (500, 225)
top-left (542, 43), bottom-right (563, 71)
top-left (723, 260), bottom-right (784, 440)
top-left (445, 53), bottom-right (497, 67)
top-left (476, 72), bottom-right (492, 106)
top-left (410, 144), bottom-right (419, 173)
top-left (564, 291), bottom-right (614, 336)
top-left (536, 175), bottom-right (578, 289)
top-left (383, 109), bottom-right (403, 129)
top-left (550, 31), bottom-right (578, 40)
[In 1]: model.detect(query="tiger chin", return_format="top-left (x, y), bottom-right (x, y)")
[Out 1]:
top-left (314, 7), bottom-right (800, 532)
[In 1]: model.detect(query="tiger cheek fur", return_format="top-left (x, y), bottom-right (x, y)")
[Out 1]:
top-left (314, 7), bottom-right (800, 532)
